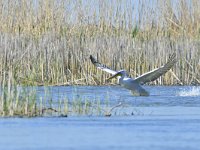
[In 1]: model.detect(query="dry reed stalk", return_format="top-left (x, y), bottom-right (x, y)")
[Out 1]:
top-left (0, 0), bottom-right (199, 88)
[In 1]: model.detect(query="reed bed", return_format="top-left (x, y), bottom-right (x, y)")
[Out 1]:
top-left (0, 0), bottom-right (199, 86)
top-left (0, 84), bottom-right (128, 117)
top-left (0, 0), bottom-right (200, 116)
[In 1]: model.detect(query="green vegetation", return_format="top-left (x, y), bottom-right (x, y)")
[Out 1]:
top-left (0, 0), bottom-right (199, 117)
top-left (0, 85), bottom-right (128, 117)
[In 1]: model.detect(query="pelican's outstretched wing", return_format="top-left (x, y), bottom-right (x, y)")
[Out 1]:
top-left (135, 53), bottom-right (176, 84)
top-left (90, 55), bottom-right (117, 75)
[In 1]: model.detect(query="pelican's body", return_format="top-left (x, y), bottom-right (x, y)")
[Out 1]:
top-left (90, 53), bottom-right (176, 96)
top-left (114, 70), bottom-right (149, 96)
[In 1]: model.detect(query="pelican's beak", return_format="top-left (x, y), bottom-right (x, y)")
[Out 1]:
top-left (107, 72), bottom-right (121, 80)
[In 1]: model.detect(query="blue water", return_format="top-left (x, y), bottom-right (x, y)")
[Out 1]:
top-left (0, 86), bottom-right (200, 150)
top-left (36, 85), bottom-right (200, 107)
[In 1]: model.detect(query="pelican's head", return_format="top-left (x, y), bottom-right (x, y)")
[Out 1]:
top-left (107, 70), bottom-right (127, 80)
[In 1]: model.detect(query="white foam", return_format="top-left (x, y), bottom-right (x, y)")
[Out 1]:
top-left (178, 87), bottom-right (200, 97)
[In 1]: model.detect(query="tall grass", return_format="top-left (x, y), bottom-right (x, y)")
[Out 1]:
top-left (0, 84), bottom-right (126, 117)
top-left (0, 0), bottom-right (199, 86)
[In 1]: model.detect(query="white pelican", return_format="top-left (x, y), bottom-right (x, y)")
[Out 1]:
top-left (90, 53), bottom-right (176, 96)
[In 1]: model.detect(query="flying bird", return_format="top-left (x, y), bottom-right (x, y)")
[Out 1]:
top-left (90, 53), bottom-right (176, 96)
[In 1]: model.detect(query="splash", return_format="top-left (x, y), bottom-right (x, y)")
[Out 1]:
top-left (178, 87), bottom-right (200, 96)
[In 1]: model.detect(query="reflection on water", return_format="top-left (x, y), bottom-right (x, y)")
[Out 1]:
top-left (36, 85), bottom-right (200, 107)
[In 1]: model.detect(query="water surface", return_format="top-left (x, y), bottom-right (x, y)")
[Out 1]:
top-left (0, 86), bottom-right (200, 150)
top-left (37, 85), bottom-right (200, 107)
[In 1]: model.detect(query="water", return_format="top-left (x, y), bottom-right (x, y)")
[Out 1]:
top-left (0, 86), bottom-right (200, 150)
top-left (36, 85), bottom-right (200, 107)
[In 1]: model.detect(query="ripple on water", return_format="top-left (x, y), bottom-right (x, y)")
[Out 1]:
top-left (177, 87), bottom-right (200, 97)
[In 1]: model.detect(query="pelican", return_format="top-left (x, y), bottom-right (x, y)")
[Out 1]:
top-left (90, 53), bottom-right (176, 96)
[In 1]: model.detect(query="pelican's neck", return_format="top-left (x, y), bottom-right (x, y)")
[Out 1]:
top-left (118, 71), bottom-right (127, 84)
top-left (120, 71), bottom-right (127, 78)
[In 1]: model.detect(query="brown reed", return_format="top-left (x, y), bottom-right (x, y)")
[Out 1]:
top-left (0, 0), bottom-right (199, 88)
